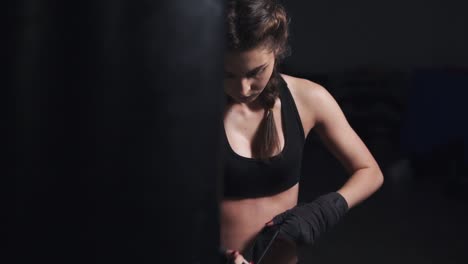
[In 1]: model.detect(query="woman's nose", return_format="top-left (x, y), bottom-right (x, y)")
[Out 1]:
top-left (239, 78), bottom-right (251, 96)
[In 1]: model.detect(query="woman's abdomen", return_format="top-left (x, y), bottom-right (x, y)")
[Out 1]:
top-left (220, 183), bottom-right (299, 259)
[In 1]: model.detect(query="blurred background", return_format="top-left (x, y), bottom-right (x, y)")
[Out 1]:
top-left (5, 0), bottom-right (468, 263)
top-left (279, 1), bottom-right (468, 263)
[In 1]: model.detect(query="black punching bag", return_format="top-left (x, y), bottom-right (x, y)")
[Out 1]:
top-left (6, 1), bottom-right (225, 263)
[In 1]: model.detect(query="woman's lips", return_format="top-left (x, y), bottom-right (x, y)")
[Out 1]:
top-left (239, 94), bottom-right (256, 101)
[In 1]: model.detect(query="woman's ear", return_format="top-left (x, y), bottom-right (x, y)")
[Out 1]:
top-left (273, 48), bottom-right (280, 58)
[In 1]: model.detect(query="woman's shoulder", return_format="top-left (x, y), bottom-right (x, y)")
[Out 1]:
top-left (280, 73), bottom-right (327, 98)
top-left (279, 73), bottom-right (331, 135)
top-left (280, 73), bottom-right (336, 108)
top-left (280, 73), bottom-right (351, 130)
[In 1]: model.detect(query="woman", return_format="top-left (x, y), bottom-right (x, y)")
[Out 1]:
top-left (220, 1), bottom-right (384, 263)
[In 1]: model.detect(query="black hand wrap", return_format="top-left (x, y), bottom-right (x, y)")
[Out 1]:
top-left (219, 247), bottom-right (228, 264)
top-left (249, 225), bottom-right (281, 263)
top-left (252, 191), bottom-right (349, 260)
top-left (273, 191), bottom-right (349, 245)
top-left (219, 247), bottom-right (237, 264)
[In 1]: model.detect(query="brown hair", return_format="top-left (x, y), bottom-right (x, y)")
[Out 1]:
top-left (225, 0), bottom-right (291, 161)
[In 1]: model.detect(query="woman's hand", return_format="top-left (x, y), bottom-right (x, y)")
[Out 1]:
top-left (224, 249), bottom-right (252, 264)
top-left (263, 192), bottom-right (349, 245)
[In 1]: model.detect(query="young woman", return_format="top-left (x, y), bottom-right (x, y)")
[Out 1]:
top-left (220, 1), bottom-right (384, 263)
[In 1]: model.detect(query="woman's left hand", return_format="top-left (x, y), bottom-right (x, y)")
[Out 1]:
top-left (263, 192), bottom-right (349, 245)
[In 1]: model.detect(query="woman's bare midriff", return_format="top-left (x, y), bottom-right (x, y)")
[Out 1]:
top-left (221, 183), bottom-right (300, 264)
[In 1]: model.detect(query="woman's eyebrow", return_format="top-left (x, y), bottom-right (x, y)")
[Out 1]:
top-left (247, 63), bottom-right (268, 74)
top-left (225, 63), bottom-right (268, 76)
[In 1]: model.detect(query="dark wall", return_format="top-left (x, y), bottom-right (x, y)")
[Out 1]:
top-left (280, 1), bottom-right (468, 201)
top-left (282, 0), bottom-right (468, 74)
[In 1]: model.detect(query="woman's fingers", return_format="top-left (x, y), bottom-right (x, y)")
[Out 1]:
top-left (225, 250), bottom-right (253, 264)
top-left (233, 252), bottom-right (251, 264)
top-left (225, 249), bottom-right (236, 256)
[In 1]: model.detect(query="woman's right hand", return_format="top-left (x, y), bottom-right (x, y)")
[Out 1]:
top-left (224, 249), bottom-right (252, 264)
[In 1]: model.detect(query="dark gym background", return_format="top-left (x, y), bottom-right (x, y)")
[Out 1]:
top-left (281, 1), bottom-right (468, 264)
top-left (5, 0), bottom-right (468, 263)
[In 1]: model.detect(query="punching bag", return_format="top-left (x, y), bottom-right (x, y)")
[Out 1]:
top-left (6, 1), bottom-right (225, 263)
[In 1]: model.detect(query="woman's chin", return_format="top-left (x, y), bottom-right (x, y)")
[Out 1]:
top-left (238, 96), bottom-right (253, 102)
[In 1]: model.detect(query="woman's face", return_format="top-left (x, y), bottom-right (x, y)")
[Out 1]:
top-left (224, 47), bottom-right (276, 105)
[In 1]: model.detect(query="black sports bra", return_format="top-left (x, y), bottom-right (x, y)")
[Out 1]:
top-left (222, 76), bottom-right (306, 199)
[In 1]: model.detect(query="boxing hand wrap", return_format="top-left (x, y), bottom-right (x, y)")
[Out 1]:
top-left (219, 247), bottom-right (232, 264)
top-left (268, 191), bottom-right (349, 246)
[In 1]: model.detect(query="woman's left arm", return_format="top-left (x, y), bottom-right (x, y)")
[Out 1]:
top-left (252, 81), bottom-right (385, 258)
top-left (306, 81), bottom-right (384, 209)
